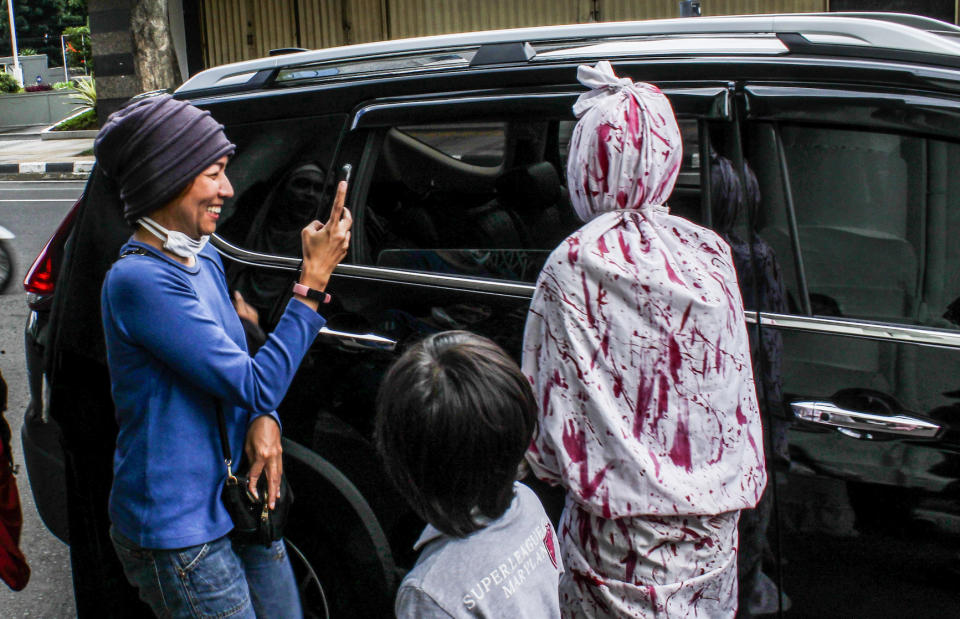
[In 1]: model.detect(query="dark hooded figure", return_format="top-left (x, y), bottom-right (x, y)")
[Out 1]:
top-left (710, 151), bottom-right (790, 616)
top-left (231, 162), bottom-right (328, 321)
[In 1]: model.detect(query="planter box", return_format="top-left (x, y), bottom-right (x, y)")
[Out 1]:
top-left (41, 108), bottom-right (98, 140)
top-left (0, 90), bottom-right (83, 129)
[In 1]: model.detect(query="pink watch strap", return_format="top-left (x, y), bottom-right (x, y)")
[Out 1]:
top-left (292, 282), bottom-right (331, 304)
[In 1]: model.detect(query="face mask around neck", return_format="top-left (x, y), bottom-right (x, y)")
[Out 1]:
top-left (138, 216), bottom-right (209, 259)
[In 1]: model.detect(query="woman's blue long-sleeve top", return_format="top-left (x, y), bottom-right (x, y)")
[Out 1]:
top-left (101, 239), bottom-right (325, 549)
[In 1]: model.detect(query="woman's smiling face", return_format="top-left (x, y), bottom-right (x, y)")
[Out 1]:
top-left (152, 156), bottom-right (234, 239)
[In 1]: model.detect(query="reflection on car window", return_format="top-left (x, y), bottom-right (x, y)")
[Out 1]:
top-left (398, 123), bottom-right (505, 167)
top-left (365, 116), bottom-right (703, 283)
top-left (214, 115), bottom-right (345, 324)
top-left (748, 123), bottom-right (960, 327)
top-left (362, 121), bottom-right (580, 282)
top-left (229, 162), bottom-right (327, 318)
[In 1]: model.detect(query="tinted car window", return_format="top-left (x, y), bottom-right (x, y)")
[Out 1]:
top-left (749, 123), bottom-right (960, 327)
top-left (365, 115), bottom-right (702, 283)
top-left (398, 122), bottom-right (505, 167)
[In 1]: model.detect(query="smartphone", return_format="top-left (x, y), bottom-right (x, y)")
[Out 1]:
top-left (339, 163), bottom-right (352, 185)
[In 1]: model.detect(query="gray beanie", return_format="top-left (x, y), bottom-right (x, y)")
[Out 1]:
top-left (94, 94), bottom-right (236, 225)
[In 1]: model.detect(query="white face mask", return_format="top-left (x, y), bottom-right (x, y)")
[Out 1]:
top-left (138, 217), bottom-right (209, 259)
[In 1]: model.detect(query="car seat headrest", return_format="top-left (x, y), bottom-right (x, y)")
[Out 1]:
top-left (496, 161), bottom-right (561, 213)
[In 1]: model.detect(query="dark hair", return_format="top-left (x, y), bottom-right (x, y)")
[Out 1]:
top-left (374, 331), bottom-right (537, 537)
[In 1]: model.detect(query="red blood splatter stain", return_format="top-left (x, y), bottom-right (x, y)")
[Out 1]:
top-left (679, 301), bottom-right (693, 331)
top-left (668, 335), bottom-right (682, 383)
top-left (600, 485), bottom-right (612, 519)
top-left (623, 549), bottom-right (638, 583)
top-left (736, 404), bottom-right (747, 425)
top-left (707, 434), bottom-right (725, 465)
top-left (581, 462), bottom-right (613, 501)
top-left (633, 374), bottom-right (654, 438)
top-left (618, 230), bottom-right (636, 265)
top-left (613, 372), bottom-right (624, 399)
top-left (668, 410), bottom-right (693, 471)
top-left (597, 234), bottom-right (609, 255)
top-left (633, 183), bottom-right (648, 209)
top-left (562, 419), bottom-right (587, 462)
top-left (649, 448), bottom-right (662, 480)
top-left (567, 236), bottom-right (581, 264)
top-left (714, 335), bottom-right (723, 373)
top-left (650, 128), bottom-right (670, 147)
top-left (572, 570), bottom-right (609, 613)
top-left (647, 585), bottom-right (658, 609)
top-left (597, 124), bottom-right (613, 193)
top-left (542, 370), bottom-right (568, 417)
top-left (616, 191), bottom-right (629, 208)
top-left (581, 272), bottom-right (595, 327)
top-left (660, 249), bottom-right (685, 286)
top-left (625, 96), bottom-right (641, 149)
top-left (694, 536), bottom-right (715, 551)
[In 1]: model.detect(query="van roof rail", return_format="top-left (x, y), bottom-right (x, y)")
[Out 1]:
top-left (177, 13), bottom-right (960, 95)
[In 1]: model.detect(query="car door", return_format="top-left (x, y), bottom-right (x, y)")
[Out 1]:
top-left (743, 84), bottom-right (960, 617)
top-left (312, 82), bottom-right (752, 575)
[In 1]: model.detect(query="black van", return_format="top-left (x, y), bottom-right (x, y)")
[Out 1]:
top-left (22, 13), bottom-right (960, 617)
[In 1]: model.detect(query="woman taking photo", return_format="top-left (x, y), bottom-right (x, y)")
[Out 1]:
top-left (96, 94), bottom-right (351, 618)
top-left (522, 62), bottom-right (766, 617)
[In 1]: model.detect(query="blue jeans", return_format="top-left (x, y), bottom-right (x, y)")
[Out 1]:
top-left (110, 527), bottom-right (302, 618)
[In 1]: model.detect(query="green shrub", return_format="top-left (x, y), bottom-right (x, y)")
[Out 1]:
top-left (0, 73), bottom-right (21, 94)
top-left (53, 81), bottom-right (73, 90)
top-left (52, 108), bottom-right (97, 131)
top-left (19, 47), bottom-right (38, 56)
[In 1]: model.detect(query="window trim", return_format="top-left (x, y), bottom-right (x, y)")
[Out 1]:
top-left (209, 235), bottom-right (960, 348)
top-left (350, 85), bottom-right (733, 130)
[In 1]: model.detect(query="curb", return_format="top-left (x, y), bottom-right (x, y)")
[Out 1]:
top-left (0, 161), bottom-right (93, 178)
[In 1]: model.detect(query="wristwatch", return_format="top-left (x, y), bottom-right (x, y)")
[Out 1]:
top-left (292, 282), bottom-right (331, 305)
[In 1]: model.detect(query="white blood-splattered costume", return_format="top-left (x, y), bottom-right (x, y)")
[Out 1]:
top-left (522, 62), bottom-right (766, 618)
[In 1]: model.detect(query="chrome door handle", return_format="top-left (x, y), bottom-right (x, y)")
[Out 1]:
top-left (791, 401), bottom-right (940, 439)
top-left (318, 326), bottom-right (397, 352)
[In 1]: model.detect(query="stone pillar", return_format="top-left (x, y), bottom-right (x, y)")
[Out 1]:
top-left (89, 0), bottom-right (185, 123)
top-left (89, 0), bottom-right (138, 122)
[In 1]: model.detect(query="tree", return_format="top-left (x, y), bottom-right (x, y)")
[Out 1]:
top-left (0, 0), bottom-right (86, 60)
top-left (130, 0), bottom-right (180, 91)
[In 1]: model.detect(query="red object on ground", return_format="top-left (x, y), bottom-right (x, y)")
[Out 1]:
top-left (0, 370), bottom-right (29, 591)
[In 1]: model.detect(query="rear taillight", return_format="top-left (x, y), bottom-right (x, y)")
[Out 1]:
top-left (23, 198), bottom-right (83, 302)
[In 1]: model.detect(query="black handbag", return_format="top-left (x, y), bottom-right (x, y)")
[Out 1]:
top-left (215, 401), bottom-right (293, 546)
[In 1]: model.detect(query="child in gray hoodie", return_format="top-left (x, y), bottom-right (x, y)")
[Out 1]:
top-left (375, 331), bottom-right (562, 618)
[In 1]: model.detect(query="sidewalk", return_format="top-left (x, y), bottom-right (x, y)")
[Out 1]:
top-left (0, 125), bottom-right (94, 178)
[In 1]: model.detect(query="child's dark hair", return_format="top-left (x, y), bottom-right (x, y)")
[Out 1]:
top-left (374, 331), bottom-right (538, 538)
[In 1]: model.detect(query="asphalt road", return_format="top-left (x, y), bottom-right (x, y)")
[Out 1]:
top-left (0, 179), bottom-right (83, 617)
